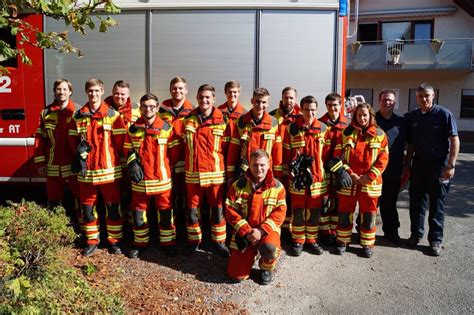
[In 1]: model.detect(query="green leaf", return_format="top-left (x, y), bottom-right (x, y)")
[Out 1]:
top-left (87, 18), bottom-right (95, 30)
top-left (104, 2), bottom-right (121, 14)
top-left (99, 20), bottom-right (107, 33)
top-left (7, 278), bottom-right (21, 297)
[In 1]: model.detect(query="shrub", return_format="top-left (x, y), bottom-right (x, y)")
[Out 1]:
top-left (0, 201), bottom-right (124, 313)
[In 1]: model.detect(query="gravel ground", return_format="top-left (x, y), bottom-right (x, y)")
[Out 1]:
top-left (231, 150), bottom-right (474, 314)
top-left (2, 147), bottom-right (473, 314)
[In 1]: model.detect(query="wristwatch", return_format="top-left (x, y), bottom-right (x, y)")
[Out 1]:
top-left (445, 165), bottom-right (455, 170)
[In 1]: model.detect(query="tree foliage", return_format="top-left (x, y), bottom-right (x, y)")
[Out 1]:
top-left (0, 0), bottom-right (121, 73)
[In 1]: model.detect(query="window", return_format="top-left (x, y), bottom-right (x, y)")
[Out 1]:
top-left (414, 21), bottom-right (433, 41)
top-left (0, 28), bottom-right (17, 68)
top-left (358, 24), bottom-right (377, 42)
top-left (408, 88), bottom-right (439, 112)
top-left (382, 22), bottom-right (411, 41)
top-left (358, 20), bottom-right (433, 42)
top-left (460, 89), bottom-right (474, 118)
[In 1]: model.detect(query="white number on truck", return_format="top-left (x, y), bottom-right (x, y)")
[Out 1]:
top-left (0, 76), bottom-right (12, 93)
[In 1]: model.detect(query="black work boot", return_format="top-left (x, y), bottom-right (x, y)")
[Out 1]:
top-left (82, 244), bottom-right (97, 257)
top-left (109, 243), bottom-right (122, 255)
top-left (212, 242), bottom-right (230, 257)
top-left (407, 235), bottom-right (421, 248)
top-left (335, 242), bottom-right (347, 255)
top-left (430, 241), bottom-right (442, 256)
top-left (261, 270), bottom-right (273, 285)
top-left (362, 246), bottom-right (373, 258)
top-left (162, 245), bottom-right (178, 257)
top-left (306, 242), bottom-right (324, 255)
top-left (184, 243), bottom-right (199, 256)
top-left (128, 247), bottom-right (141, 259)
top-left (292, 242), bottom-right (304, 256)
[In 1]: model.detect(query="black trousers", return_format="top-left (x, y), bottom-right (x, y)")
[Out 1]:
top-left (379, 178), bottom-right (401, 237)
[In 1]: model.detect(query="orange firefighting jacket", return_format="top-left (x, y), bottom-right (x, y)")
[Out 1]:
top-left (225, 169), bottom-right (287, 250)
top-left (68, 102), bottom-right (126, 184)
top-left (34, 99), bottom-right (77, 177)
top-left (269, 103), bottom-right (302, 177)
top-left (226, 111), bottom-right (282, 180)
top-left (269, 102), bottom-right (302, 126)
top-left (182, 107), bottom-right (228, 187)
top-left (218, 101), bottom-right (246, 146)
top-left (333, 122), bottom-right (389, 197)
top-left (124, 116), bottom-right (181, 194)
top-left (319, 113), bottom-right (349, 157)
top-left (159, 99), bottom-right (194, 174)
top-left (283, 117), bottom-right (330, 196)
top-left (104, 95), bottom-right (140, 128)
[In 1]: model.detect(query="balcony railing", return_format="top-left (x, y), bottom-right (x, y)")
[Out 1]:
top-left (347, 39), bottom-right (474, 71)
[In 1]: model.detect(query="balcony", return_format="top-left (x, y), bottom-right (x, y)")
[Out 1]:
top-left (347, 39), bottom-right (474, 71)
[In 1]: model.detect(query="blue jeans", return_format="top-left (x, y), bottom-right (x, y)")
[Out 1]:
top-left (409, 160), bottom-right (450, 244)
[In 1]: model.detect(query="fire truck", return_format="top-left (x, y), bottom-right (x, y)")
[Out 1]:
top-left (0, 0), bottom-right (354, 183)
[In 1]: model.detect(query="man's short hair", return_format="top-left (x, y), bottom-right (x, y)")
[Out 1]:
top-left (53, 79), bottom-right (73, 94)
top-left (253, 87), bottom-right (270, 99)
top-left (85, 78), bottom-right (104, 91)
top-left (169, 76), bottom-right (187, 87)
top-left (325, 92), bottom-right (342, 104)
top-left (197, 84), bottom-right (216, 97)
top-left (300, 95), bottom-right (318, 108)
top-left (379, 89), bottom-right (396, 100)
top-left (140, 93), bottom-right (159, 105)
top-left (250, 149), bottom-right (269, 161)
top-left (282, 86), bottom-right (297, 96)
top-left (113, 80), bottom-right (130, 90)
top-left (416, 83), bottom-right (435, 94)
top-left (224, 80), bottom-right (241, 92)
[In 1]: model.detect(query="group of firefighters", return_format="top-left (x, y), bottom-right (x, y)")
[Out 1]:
top-left (34, 77), bottom-right (459, 285)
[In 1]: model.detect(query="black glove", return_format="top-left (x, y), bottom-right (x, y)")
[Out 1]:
top-left (337, 169), bottom-right (353, 189)
top-left (127, 152), bottom-right (144, 183)
top-left (235, 233), bottom-right (248, 252)
top-left (291, 154), bottom-right (314, 190)
top-left (71, 156), bottom-right (81, 174)
top-left (73, 140), bottom-right (91, 177)
top-left (236, 158), bottom-right (249, 179)
top-left (321, 196), bottom-right (330, 216)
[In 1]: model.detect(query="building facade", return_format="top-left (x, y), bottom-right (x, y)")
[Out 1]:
top-left (346, 0), bottom-right (474, 139)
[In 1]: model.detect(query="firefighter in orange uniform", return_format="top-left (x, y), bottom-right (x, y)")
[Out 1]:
top-left (283, 95), bottom-right (329, 256)
top-left (329, 103), bottom-right (388, 258)
top-left (226, 87), bottom-right (282, 182)
top-left (159, 77), bottom-right (194, 234)
top-left (226, 149), bottom-right (287, 285)
top-left (182, 84), bottom-right (229, 256)
top-left (218, 80), bottom-right (246, 139)
top-left (269, 87), bottom-right (300, 230)
top-left (104, 80), bottom-right (140, 128)
top-left (104, 80), bottom-right (140, 228)
top-left (318, 92), bottom-right (349, 245)
top-left (269, 87), bottom-right (302, 180)
top-left (124, 93), bottom-right (181, 259)
top-left (68, 78), bottom-right (126, 257)
top-left (34, 79), bottom-right (80, 208)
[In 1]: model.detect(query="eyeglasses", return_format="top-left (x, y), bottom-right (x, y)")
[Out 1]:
top-left (141, 105), bottom-right (157, 110)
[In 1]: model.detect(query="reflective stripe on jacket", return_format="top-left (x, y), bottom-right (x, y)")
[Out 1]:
top-left (34, 99), bottom-right (77, 177)
top-left (334, 123), bottom-right (389, 197)
top-left (68, 102), bottom-right (126, 184)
